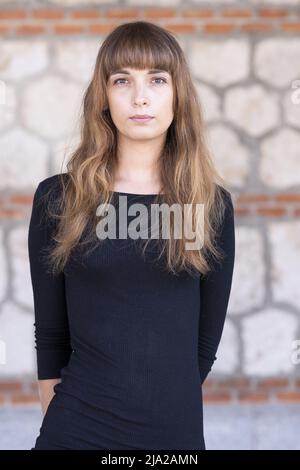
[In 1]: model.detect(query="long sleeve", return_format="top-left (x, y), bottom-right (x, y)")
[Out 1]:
top-left (28, 178), bottom-right (73, 380)
top-left (198, 188), bottom-right (235, 385)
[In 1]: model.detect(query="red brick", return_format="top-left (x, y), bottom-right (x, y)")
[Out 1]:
top-left (275, 194), bottom-right (300, 202)
top-left (258, 9), bottom-right (289, 18)
top-left (182, 10), bottom-right (214, 18)
top-left (238, 392), bottom-right (269, 402)
top-left (71, 10), bottom-right (102, 19)
top-left (221, 9), bottom-right (252, 18)
top-left (0, 381), bottom-right (22, 391)
top-left (256, 207), bottom-right (286, 216)
top-left (202, 379), bottom-right (215, 390)
top-left (0, 26), bottom-right (9, 33)
top-left (89, 23), bottom-right (117, 34)
top-left (11, 394), bottom-right (39, 404)
top-left (218, 378), bottom-right (251, 389)
top-left (15, 25), bottom-right (46, 35)
top-left (257, 378), bottom-right (289, 389)
top-left (240, 23), bottom-right (273, 32)
top-left (10, 195), bottom-right (33, 205)
top-left (238, 194), bottom-right (270, 203)
top-left (281, 22), bottom-right (300, 32)
top-left (235, 207), bottom-right (250, 216)
top-left (0, 395), bottom-right (6, 405)
top-left (0, 11), bottom-right (27, 20)
top-left (54, 24), bottom-right (84, 34)
top-left (295, 379), bottom-right (300, 389)
top-left (106, 9), bottom-right (139, 18)
top-left (31, 10), bottom-right (65, 20)
top-left (144, 9), bottom-right (176, 18)
top-left (0, 209), bottom-right (23, 218)
top-left (276, 392), bottom-right (300, 402)
top-left (204, 23), bottom-right (235, 34)
top-left (203, 392), bottom-right (232, 403)
top-left (165, 23), bottom-right (197, 33)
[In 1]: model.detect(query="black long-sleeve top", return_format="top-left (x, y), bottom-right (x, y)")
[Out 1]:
top-left (28, 173), bottom-right (235, 449)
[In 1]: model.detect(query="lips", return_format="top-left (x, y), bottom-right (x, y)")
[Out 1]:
top-left (130, 115), bottom-right (154, 119)
top-left (129, 115), bottom-right (154, 122)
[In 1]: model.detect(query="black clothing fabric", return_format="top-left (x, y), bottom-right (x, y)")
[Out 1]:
top-left (28, 174), bottom-right (235, 450)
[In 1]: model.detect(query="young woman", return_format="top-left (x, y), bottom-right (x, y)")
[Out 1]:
top-left (28, 21), bottom-right (235, 450)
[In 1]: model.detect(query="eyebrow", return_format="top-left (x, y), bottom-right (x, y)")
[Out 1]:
top-left (110, 68), bottom-right (170, 77)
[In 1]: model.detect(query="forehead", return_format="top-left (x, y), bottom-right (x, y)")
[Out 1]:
top-left (110, 68), bottom-right (171, 76)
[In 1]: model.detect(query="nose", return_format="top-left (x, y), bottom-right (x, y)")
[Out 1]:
top-left (134, 97), bottom-right (148, 107)
top-left (132, 82), bottom-right (149, 107)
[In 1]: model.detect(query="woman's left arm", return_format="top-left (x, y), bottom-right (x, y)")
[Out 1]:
top-left (198, 189), bottom-right (235, 385)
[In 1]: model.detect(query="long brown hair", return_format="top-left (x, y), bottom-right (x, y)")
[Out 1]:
top-left (44, 20), bottom-right (231, 277)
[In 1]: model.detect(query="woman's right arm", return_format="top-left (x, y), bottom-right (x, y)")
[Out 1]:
top-left (38, 378), bottom-right (61, 416)
top-left (28, 177), bottom-right (73, 415)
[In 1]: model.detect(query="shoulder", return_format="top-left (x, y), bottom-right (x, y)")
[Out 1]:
top-left (31, 173), bottom-right (70, 225)
top-left (214, 185), bottom-right (235, 242)
top-left (35, 173), bottom-right (69, 197)
top-left (216, 184), bottom-right (233, 204)
top-left (215, 184), bottom-right (234, 217)
top-left (33, 173), bottom-right (70, 208)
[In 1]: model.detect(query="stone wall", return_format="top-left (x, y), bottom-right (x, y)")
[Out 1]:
top-left (0, 0), bottom-right (300, 405)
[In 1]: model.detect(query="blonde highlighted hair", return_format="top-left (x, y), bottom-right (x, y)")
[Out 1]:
top-left (43, 20), bottom-right (231, 278)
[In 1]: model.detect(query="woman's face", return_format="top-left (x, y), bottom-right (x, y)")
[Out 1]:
top-left (106, 67), bottom-right (174, 141)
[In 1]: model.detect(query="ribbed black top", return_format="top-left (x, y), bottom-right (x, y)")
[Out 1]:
top-left (28, 173), bottom-right (235, 450)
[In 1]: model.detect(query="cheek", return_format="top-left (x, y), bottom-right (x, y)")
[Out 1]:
top-left (108, 95), bottom-right (128, 121)
top-left (108, 94), bottom-right (120, 111)
top-left (162, 96), bottom-right (174, 119)
top-left (159, 90), bottom-right (173, 108)
top-left (108, 90), bottom-right (127, 109)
